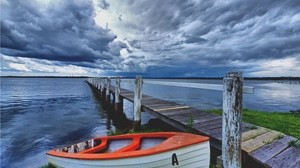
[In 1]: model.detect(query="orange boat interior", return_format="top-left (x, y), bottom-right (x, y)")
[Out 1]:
top-left (47, 132), bottom-right (209, 160)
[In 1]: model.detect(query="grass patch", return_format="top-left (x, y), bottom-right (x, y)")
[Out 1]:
top-left (40, 163), bottom-right (55, 168)
top-left (186, 114), bottom-right (195, 133)
top-left (288, 139), bottom-right (300, 147)
top-left (206, 108), bottom-right (300, 139)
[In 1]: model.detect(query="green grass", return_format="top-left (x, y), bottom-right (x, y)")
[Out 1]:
top-left (206, 108), bottom-right (300, 139)
top-left (40, 163), bottom-right (55, 168)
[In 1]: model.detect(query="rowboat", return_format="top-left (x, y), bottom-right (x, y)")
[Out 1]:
top-left (46, 132), bottom-right (210, 168)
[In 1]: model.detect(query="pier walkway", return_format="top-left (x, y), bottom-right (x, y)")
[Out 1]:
top-left (86, 78), bottom-right (300, 168)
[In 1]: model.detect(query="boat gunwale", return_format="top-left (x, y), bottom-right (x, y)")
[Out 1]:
top-left (47, 132), bottom-right (209, 160)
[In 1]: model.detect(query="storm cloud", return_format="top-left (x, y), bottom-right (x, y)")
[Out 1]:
top-left (1, 0), bottom-right (125, 63)
top-left (1, 0), bottom-right (300, 77)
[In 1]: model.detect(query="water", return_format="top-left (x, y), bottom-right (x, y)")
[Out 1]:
top-left (0, 78), bottom-right (118, 168)
top-left (121, 79), bottom-right (300, 112)
top-left (1, 78), bottom-right (300, 167)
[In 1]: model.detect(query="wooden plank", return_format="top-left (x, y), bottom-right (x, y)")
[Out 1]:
top-left (242, 127), bottom-right (269, 142)
top-left (193, 116), bottom-right (222, 128)
top-left (141, 99), bottom-right (163, 104)
top-left (292, 161), bottom-right (300, 168)
top-left (154, 105), bottom-right (190, 112)
top-left (121, 95), bottom-right (134, 102)
top-left (242, 123), bottom-right (255, 133)
top-left (193, 115), bottom-right (222, 125)
top-left (120, 90), bottom-right (132, 94)
top-left (194, 117), bottom-right (222, 131)
top-left (242, 130), bottom-right (282, 153)
top-left (188, 110), bottom-right (217, 118)
top-left (145, 102), bottom-right (179, 109)
top-left (203, 127), bottom-right (222, 140)
top-left (211, 129), bottom-right (223, 141)
top-left (141, 97), bottom-right (162, 102)
top-left (265, 145), bottom-right (300, 168)
top-left (120, 92), bottom-right (134, 96)
top-left (158, 108), bottom-right (195, 116)
top-left (171, 112), bottom-right (213, 123)
top-left (250, 135), bottom-right (295, 164)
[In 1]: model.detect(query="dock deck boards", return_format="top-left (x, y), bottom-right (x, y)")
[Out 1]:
top-left (88, 82), bottom-right (300, 168)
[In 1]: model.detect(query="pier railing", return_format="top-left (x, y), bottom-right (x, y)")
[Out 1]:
top-left (86, 72), bottom-right (254, 168)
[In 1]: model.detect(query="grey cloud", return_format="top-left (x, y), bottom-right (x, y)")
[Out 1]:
top-left (98, 0), bottom-right (110, 10)
top-left (108, 41), bottom-right (128, 56)
top-left (121, 0), bottom-right (300, 67)
top-left (2, 0), bottom-right (300, 77)
top-left (1, 0), bottom-right (118, 63)
top-left (185, 36), bottom-right (208, 44)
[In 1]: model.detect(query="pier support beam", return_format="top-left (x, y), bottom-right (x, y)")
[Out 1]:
top-left (106, 77), bottom-right (111, 104)
top-left (97, 78), bottom-right (101, 93)
top-left (222, 72), bottom-right (243, 168)
top-left (100, 78), bottom-right (105, 99)
top-left (115, 77), bottom-right (123, 113)
top-left (133, 76), bottom-right (143, 131)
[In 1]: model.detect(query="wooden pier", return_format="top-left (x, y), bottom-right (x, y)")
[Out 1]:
top-left (86, 76), bottom-right (300, 168)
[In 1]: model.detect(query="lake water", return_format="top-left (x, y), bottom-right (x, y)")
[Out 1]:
top-left (1, 78), bottom-right (299, 167)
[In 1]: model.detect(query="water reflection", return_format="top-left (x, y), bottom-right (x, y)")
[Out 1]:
top-left (1, 78), bottom-right (299, 168)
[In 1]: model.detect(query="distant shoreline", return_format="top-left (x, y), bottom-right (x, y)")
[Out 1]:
top-left (1, 76), bottom-right (300, 80)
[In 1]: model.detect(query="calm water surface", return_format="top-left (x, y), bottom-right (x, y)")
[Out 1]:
top-left (1, 78), bottom-right (299, 167)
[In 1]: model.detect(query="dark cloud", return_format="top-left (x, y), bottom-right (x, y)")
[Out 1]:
top-left (185, 36), bottom-right (208, 44)
top-left (1, 0), bottom-right (300, 77)
top-left (98, 0), bottom-right (110, 10)
top-left (120, 0), bottom-right (300, 68)
top-left (1, 0), bottom-right (123, 63)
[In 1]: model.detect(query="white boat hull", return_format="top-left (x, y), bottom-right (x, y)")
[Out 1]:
top-left (47, 141), bottom-right (210, 168)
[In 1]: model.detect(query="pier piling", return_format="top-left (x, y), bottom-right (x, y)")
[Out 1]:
top-left (115, 77), bottom-right (123, 113)
top-left (133, 76), bottom-right (143, 131)
top-left (106, 77), bottom-right (111, 105)
top-left (100, 78), bottom-right (105, 99)
top-left (222, 72), bottom-right (243, 168)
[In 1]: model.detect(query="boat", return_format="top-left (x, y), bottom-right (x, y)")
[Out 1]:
top-left (46, 132), bottom-right (210, 168)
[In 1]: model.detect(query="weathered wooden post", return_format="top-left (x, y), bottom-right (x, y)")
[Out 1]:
top-left (100, 78), bottom-right (105, 98)
top-left (92, 77), bottom-right (95, 86)
top-left (115, 77), bottom-right (123, 113)
top-left (222, 72), bottom-right (243, 168)
top-left (133, 76), bottom-right (143, 131)
top-left (95, 78), bottom-right (99, 90)
top-left (97, 78), bottom-right (101, 90)
top-left (106, 77), bottom-right (111, 104)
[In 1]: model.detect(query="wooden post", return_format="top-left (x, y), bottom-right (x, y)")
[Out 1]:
top-left (133, 76), bottom-right (143, 131)
top-left (97, 78), bottom-right (101, 90)
top-left (106, 77), bottom-right (111, 104)
top-left (100, 78), bottom-right (105, 98)
top-left (115, 77), bottom-right (123, 112)
top-left (96, 78), bottom-right (99, 90)
top-left (222, 72), bottom-right (243, 168)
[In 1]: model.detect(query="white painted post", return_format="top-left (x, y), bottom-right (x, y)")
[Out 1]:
top-left (115, 77), bottom-right (122, 112)
top-left (100, 78), bottom-right (105, 98)
top-left (106, 77), bottom-right (111, 104)
top-left (222, 72), bottom-right (243, 168)
top-left (96, 78), bottom-right (99, 89)
top-left (133, 76), bottom-right (143, 131)
top-left (97, 78), bottom-right (101, 90)
top-left (115, 77), bottom-right (121, 103)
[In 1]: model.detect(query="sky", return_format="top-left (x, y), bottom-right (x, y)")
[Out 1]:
top-left (1, 0), bottom-right (300, 77)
